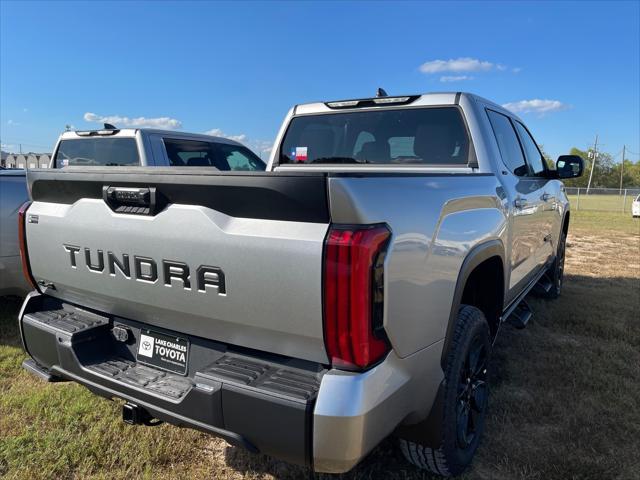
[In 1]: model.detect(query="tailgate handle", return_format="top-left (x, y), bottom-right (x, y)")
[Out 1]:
top-left (103, 186), bottom-right (163, 215)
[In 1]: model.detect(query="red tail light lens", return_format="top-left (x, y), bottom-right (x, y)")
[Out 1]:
top-left (323, 224), bottom-right (391, 370)
top-left (18, 201), bottom-right (38, 290)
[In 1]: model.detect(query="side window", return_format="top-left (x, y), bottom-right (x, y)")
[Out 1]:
top-left (163, 138), bottom-right (265, 171)
top-left (217, 144), bottom-right (266, 171)
top-left (486, 110), bottom-right (527, 176)
top-left (163, 139), bottom-right (212, 167)
top-left (514, 122), bottom-right (546, 176)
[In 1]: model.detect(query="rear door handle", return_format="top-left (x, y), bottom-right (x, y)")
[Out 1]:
top-left (541, 193), bottom-right (552, 202)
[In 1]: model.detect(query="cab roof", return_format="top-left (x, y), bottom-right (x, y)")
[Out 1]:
top-left (59, 128), bottom-right (245, 146)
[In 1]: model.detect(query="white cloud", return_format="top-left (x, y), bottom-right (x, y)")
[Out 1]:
top-left (501, 99), bottom-right (568, 115)
top-left (420, 57), bottom-right (495, 74)
top-left (203, 128), bottom-right (247, 143)
top-left (512, 67), bottom-right (523, 74)
top-left (204, 128), bottom-right (273, 158)
top-left (7, 119), bottom-right (20, 126)
top-left (250, 140), bottom-right (273, 154)
top-left (1, 143), bottom-right (15, 150)
top-left (439, 75), bottom-right (474, 82)
top-left (84, 112), bottom-right (182, 130)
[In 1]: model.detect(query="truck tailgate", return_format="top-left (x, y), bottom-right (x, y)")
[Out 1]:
top-left (25, 168), bottom-right (330, 363)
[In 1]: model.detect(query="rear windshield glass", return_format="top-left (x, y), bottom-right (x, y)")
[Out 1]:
top-left (55, 138), bottom-right (139, 167)
top-left (163, 138), bottom-right (266, 171)
top-left (279, 107), bottom-right (470, 166)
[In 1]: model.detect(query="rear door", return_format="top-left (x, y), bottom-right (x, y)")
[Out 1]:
top-left (512, 121), bottom-right (555, 267)
top-left (25, 169), bottom-right (330, 363)
top-left (486, 110), bottom-right (547, 298)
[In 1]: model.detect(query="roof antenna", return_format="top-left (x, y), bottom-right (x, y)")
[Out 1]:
top-left (103, 123), bottom-right (117, 130)
top-left (376, 88), bottom-right (388, 97)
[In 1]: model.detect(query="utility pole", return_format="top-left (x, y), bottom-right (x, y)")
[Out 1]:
top-left (586, 134), bottom-right (598, 194)
top-left (619, 145), bottom-right (625, 194)
top-left (19, 143), bottom-right (22, 154)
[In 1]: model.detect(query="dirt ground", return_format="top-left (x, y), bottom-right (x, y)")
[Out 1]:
top-left (1, 212), bottom-right (639, 480)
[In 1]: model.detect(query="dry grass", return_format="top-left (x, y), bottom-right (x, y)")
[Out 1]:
top-left (1, 211), bottom-right (639, 480)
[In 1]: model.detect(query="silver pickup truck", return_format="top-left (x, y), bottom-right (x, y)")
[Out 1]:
top-left (18, 92), bottom-right (583, 477)
top-left (0, 168), bottom-right (30, 296)
top-left (51, 128), bottom-right (266, 170)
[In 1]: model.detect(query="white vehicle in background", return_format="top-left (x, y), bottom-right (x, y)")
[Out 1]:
top-left (632, 194), bottom-right (640, 218)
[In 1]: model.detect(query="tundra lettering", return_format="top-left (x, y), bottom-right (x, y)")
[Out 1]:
top-left (63, 244), bottom-right (225, 294)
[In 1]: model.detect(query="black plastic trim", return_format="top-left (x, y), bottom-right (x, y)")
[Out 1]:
top-left (394, 380), bottom-right (445, 447)
top-left (19, 294), bottom-right (324, 467)
top-left (27, 169), bottom-right (330, 223)
top-left (327, 172), bottom-right (494, 178)
top-left (441, 240), bottom-right (505, 367)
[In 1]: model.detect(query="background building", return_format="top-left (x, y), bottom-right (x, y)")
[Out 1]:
top-left (3, 153), bottom-right (51, 168)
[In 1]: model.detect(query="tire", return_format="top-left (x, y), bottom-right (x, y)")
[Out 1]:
top-left (543, 231), bottom-right (566, 299)
top-left (399, 305), bottom-right (491, 477)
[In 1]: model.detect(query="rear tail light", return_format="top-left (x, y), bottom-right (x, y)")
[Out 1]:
top-left (18, 201), bottom-right (39, 291)
top-left (323, 224), bottom-right (391, 370)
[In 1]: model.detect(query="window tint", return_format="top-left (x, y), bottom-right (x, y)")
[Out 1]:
top-left (514, 122), bottom-right (545, 175)
top-left (55, 138), bottom-right (139, 167)
top-left (486, 110), bottom-right (527, 176)
top-left (163, 139), bottom-right (265, 171)
top-left (280, 107), bottom-right (470, 166)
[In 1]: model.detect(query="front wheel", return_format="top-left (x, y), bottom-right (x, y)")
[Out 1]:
top-left (543, 232), bottom-right (566, 299)
top-left (399, 305), bottom-right (491, 477)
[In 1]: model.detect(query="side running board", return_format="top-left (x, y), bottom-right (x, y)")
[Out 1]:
top-left (506, 300), bottom-right (532, 329)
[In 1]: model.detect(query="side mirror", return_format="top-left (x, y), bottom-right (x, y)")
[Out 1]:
top-left (555, 155), bottom-right (584, 179)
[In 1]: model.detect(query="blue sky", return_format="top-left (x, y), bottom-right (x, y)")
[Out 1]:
top-left (1, 1), bottom-right (639, 162)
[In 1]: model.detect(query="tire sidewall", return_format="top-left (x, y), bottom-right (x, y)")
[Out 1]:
top-left (548, 232), bottom-right (567, 299)
top-left (440, 306), bottom-right (491, 474)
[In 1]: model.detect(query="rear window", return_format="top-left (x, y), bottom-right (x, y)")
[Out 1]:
top-left (163, 138), bottom-right (266, 171)
top-left (55, 138), bottom-right (139, 167)
top-left (279, 107), bottom-right (470, 166)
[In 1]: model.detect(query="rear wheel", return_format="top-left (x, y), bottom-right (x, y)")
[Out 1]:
top-left (399, 305), bottom-right (491, 477)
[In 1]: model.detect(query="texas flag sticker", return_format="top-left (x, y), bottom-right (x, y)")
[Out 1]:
top-left (295, 147), bottom-right (308, 162)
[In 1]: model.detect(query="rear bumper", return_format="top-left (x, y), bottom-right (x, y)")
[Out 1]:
top-left (19, 292), bottom-right (321, 467)
top-left (20, 293), bottom-right (444, 473)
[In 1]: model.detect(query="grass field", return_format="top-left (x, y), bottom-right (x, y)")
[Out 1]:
top-left (1, 211), bottom-right (639, 480)
top-left (567, 194), bottom-right (638, 214)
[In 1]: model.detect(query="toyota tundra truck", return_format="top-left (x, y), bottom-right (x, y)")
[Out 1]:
top-left (17, 92), bottom-right (583, 476)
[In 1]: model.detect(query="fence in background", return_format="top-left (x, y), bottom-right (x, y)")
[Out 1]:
top-left (565, 187), bottom-right (640, 213)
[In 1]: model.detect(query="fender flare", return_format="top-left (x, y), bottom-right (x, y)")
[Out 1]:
top-left (440, 239), bottom-right (506, 368)
top-left (395, 239), bottom-right (506, 448)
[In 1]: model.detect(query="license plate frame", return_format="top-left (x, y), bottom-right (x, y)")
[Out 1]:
top-left (136, 329), bottom-right (189, 375)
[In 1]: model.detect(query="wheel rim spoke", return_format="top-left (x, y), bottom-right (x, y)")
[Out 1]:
top-left (455, 333), bottom-right (489, 449)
